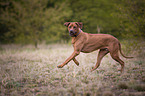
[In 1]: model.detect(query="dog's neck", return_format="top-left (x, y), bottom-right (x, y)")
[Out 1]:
top-left (74, 28), bottom-right (82, 37)
top-left (71, 28), bottom-right (82, 44)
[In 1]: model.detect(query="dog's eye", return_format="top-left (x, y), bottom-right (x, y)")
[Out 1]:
top-left (74, 26), bottom-right (76, 29)
top-left (69, 26), bottom-right (71, 28)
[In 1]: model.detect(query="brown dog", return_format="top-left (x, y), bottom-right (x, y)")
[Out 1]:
top-left (57, 22), bottom-right (133, 72)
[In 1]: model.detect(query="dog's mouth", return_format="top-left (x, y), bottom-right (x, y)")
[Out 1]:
top-left (69, 33), bottom-right (75, 37)
top-left (69, 30), bottom-right (77, 37)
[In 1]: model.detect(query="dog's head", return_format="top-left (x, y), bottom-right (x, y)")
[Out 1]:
top-left (64, 22), bottom-right (83, 37)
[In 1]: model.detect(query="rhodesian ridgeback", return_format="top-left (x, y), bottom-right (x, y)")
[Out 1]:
top-left (57, 22), bottom-right (133, 72)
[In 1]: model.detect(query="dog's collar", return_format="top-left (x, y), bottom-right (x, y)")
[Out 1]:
top-left (74, 30), bottom-right (81, 37)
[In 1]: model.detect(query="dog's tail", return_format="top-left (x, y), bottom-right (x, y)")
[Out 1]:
top-left (119, 42), bottom-right (134, 59)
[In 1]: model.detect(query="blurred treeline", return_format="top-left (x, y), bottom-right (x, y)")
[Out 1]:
top-left (0, 0), bottom-right (144, 47)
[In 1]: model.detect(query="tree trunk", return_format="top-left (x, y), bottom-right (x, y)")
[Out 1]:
top-left (34, 40), bottom-right (38, 48)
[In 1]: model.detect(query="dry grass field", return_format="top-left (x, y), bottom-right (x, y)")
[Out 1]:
top-left (0, 42), bottom-right (145, 96)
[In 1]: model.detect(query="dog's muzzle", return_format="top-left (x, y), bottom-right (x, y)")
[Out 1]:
top-left (69, 30), bottom-right (76, 37)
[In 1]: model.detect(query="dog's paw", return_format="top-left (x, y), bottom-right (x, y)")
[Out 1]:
top-left (57, 65), bottom-right (63, 68)
top-left (91, 67), bottom-right (97, 72)
top-left (76, 63), bottom-right (79, 66)
top-left (91, 69), bottom-right (94, 72)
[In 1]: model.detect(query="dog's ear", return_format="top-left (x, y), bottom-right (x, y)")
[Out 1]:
top-left (76, 22), bottom-right (83, 29)
top-left (64, 22), bottom-right (70, 27)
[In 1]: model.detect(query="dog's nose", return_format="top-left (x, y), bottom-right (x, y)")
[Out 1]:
top-left (69, 30), bottom-right (74, 34)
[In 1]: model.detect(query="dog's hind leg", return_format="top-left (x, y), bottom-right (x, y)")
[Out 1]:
top-left (109, 44), bottom-right (125, 73)
top-left (73, 58), bottom-right (79, 66)
top-left (110, 53), bottom-right (124, 73)
top-left (91, 48), bottom-right (109, 72)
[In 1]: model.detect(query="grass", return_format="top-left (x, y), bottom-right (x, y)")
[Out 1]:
top-left (0, 42), bottom-right (145, 96)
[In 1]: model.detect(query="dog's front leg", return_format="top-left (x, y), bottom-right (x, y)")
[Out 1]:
top-left (57, 51), bottom-right (80, 68)
top-left (73, 58), bottom-right (79, 66)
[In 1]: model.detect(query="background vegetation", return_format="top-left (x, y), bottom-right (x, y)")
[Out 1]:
top-left (0, 0), bottom-right (144, 47)
top-left (0, 0), bottom-right (145, 95)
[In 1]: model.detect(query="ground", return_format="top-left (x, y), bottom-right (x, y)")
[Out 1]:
top-left (0, 43), bottom-right (145, 96)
